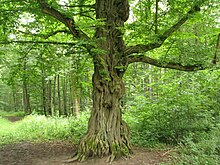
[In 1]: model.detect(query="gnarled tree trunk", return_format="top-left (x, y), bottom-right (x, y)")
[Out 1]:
top-left (74, 65), bottom-right (132, 162)
top-left (70, 0), bottom-right (132, 162)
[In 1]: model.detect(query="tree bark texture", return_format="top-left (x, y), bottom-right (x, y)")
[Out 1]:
top-left (71, 0), bottom-right (132, 162)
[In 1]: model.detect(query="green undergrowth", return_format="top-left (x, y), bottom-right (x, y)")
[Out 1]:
top-left (174, 125), bottom-right (220, 165)
top-left (0, 117), bottom-right (12, 136)
top-left (0, 110), bottom-right (25, 117)
top-left (0, 111), bottom-right (89, 146)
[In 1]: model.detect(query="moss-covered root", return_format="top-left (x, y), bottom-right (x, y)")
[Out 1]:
top-left (64, 133), bottom-right (132, 163)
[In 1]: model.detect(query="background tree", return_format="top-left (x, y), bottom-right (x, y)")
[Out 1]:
top-left (0, 0), bottom-right (219, 162)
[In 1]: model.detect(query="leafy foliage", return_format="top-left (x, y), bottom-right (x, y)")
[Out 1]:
top-left (124, 67), bottom-right (219, 137)
top-left (176, 126), bottom-right (220, 164)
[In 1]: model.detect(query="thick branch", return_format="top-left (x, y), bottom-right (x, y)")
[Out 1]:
top-left (18, 30), bottom-right (71, 39)
top-left (127, 55), bottom-right (203, 71)
top-left (60, 4), bottom-right (95, 9)
top-left (0, 40), bottom-right (75, 45)
top-left (37, 0), bottom-right (89, 39)
top-left (124, 5), bottom-right (201, 55)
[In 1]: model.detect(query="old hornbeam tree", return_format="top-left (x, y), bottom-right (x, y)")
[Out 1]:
top-left (1, 0), bottom-right (217, 162)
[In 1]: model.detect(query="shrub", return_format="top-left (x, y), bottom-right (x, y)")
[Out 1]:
top-left (174, 125), bottom-right (220, 164)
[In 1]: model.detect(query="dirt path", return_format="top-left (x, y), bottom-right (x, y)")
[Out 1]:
top-left (0, 141), bottom-right (172, 165)
top-left (3, 116), bottom-right (24, 122)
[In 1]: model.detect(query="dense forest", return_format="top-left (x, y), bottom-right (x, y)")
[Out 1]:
top-left (0, 0), bottom-right (219, 164)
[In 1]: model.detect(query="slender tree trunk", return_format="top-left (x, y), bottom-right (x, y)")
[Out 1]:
top-left (48, 79), bottom-right (53, 115)
top-left (41, 65), bottom-right (47, 116)
top-left (22, 55), bottom-right (31, 114)
top-left (12, 86), bottom-right (17, 111)
top-left (53, 76), bottom-right (56, 115)
top-left (149, 64), bottom-right (153, 98)
top-left (71, 0), bottom-right (132, 162)
top-left (62, 75), bottom-right (67, 116)
top-left (22, 82), bottom-right (31, 114)
top-left (212, 33), bottom-right (220, 64)
top-left (74, 88), bottom-right (80, 116)
top-left (57, 74), bottom-right (62, 116)
top-left (69, 68), bottom-right (81, 116)
top-left (69, 74), bottom-right (74, 115)
top-left (141, 63), bottom-right (147, 95)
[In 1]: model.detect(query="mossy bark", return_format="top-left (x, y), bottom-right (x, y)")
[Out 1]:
top-left (73, 67), bottom-right (132, 161)
top-left (69, 0), bottom-right (132, 162)
top-left (71, 65), bottom-right (132, 162)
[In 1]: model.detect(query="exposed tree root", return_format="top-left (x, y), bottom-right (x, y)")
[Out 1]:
top-left (63, 157), bottom-right (78, 163)
top-left (64, 121), bottom-right (132, 163)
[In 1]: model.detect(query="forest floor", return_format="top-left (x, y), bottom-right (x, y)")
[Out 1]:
top-left (0, 141), bottom-right (173, 165)
top-left (0, 117), bottom-right (173, 165)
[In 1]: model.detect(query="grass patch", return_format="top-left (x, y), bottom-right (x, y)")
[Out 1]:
top-left (0, 111), bottom-right (89, 146)
top-left (0, 117), bottom-right (12, 135)
top-left (0, 110), bottom-right (25, 117)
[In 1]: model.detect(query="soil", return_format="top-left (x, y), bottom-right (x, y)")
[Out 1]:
top-left (0, 141), bottom-right (172, 165)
